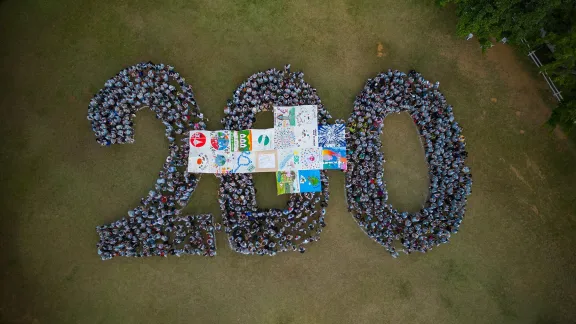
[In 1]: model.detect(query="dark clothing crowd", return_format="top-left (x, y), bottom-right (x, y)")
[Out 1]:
top-left (87, 62), bottom-right (471, 260)
top-left (217, 65), bottom-right (333, 255)
top-left (88, 62), bottom-right (215, 260)
top-left (345, 69), bottom-right (472, 257)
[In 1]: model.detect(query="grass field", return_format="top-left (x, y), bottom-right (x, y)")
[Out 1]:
top-left (1, 0), bottom-right (576, 323)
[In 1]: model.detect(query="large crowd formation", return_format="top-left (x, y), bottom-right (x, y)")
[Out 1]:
top-left (88, 62), bottom-right (216, 260)
top-left (218, 65), bottom-right (333, 255)
top-left (88, 62), bottom-right (471, 260)
top-left (345, 69), bottom-right (472, 257)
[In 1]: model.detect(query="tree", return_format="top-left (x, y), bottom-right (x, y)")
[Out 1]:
top-left (438, 0), bottom-right (563, 50)
top-left (539, 28), bottom-right (576, 131)
top-left (548, 100), bottom-right (576, 132)
top-left (539, 29), bottom-right (576, 90)
top-left (438, 0), bottom-right (576, 131)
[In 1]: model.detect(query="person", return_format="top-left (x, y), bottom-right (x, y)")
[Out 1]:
top-left (90, 62), bottom-right (217, 260)
top-left (216, 65), bottom-right (332, 255)
top-left (345, 68), bottom-right (472, 257)
top-left (90, 63), bottom-right (471, 260)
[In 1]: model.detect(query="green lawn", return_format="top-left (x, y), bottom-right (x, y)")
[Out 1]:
top-left (1, 0), bottom-right (576, 323)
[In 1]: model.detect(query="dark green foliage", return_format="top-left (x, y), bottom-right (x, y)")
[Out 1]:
top-left (540, 29), bottom-right (576, 131)
top-left (438, 0), bottom-right (565, 49)
top-left (439, 0), bottom-right (576, 130)
top-left (548, 98), bottom-right (576, 132)
top-left (539, 30), bottom-right (576, 90)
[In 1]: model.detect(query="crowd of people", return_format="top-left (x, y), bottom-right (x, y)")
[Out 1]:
top-left (345, 69), bottom-right (472, 257)
top-left (88, 62), bottom-right (471, 260)
top-left (88, 63), bottom-right (333, 259)
top-left (88, 62), bottom-right (216, 260)
top-left (218, 65), bottom-right (333, 255)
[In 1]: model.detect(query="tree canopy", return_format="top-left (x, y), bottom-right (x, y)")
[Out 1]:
top-left (439, 0), bottom-right (576, 131)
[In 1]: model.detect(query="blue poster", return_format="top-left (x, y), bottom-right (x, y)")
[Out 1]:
top-left (298, 170), bottom-right (322, 193)
top-left (318, 124), bottom-right (346, 147)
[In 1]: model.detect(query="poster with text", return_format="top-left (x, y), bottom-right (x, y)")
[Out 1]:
top-left (188, 150), bottom-right (231, 174)
top-left (294, 105), bottom-right (318, 127)
top-left (188, 152), bottom-right (212, 173)
top-left (189, 131), bottom-right (213, 155)
top-left (212, 151), bottom-right (232, 174)
top-left (294, 125), bottom-right (318, 148)
top-left (255, 150), bottom-right (278, 172)
top-left (277, 148), bottom-right (301, 171)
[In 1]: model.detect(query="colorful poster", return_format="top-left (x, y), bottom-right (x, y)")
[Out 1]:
top-left (274, 106), bottom-right (297, 127)
top-left (212, 152), bottom-right (232, 174)
top-left (294, 125), bottom-right (318, 148)
top-left (273, 127), bottom-right (296, 149)
top-left (294, 105), bottom-right (318, 126)
top-left (188, 106), bottom-right (343, 177)
top-left (189, 131), bottom-right (212, 154)
top-left (276, 171), bottom-right (300, 195)
top-left (188, 152), bottom-right (213, 173)
top-left (236, 130), bottom-right (252, 151)
top-left (277, 148), bottom-right (301, 171)
top-left (318, 124), bottom-right (346, 147)
top-left (322, 147), bottom-right (347, 170)
top-left (251, 128), bottom-right (275, 151)
top-left (298, 170), bottom-right (322, 193)
top-left (230, 151), bottom-right (256, 173)
top-left (298, 147), bottom-right (323, 170)
top-left (230, 131), bottom-right (238, 151)
top-left (188, 150), bottom-right (232, 174)
top-left (255, 150), bottom-right (278, 172)
top-left (210, 130), bottom-right (232, 153)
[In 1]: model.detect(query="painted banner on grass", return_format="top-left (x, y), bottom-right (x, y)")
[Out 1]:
top-left (187, 106), bottom-right (346, 194)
